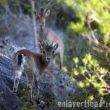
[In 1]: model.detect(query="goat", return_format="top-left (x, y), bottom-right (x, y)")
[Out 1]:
top-left (12, 41), bottom-right (58, 102)
top-left (36, 8), bottom-right (64, 69)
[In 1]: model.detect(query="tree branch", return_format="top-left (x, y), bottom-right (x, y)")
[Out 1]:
top-left (30, 0), bottom-right (38, 51)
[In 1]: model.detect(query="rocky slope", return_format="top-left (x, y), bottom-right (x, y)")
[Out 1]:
top-left (0, 10), bottom-right (78, 110)
top-left (0, 30), bottom-right (77, 109)
top-left (0, 50), bottom-right (77, 110)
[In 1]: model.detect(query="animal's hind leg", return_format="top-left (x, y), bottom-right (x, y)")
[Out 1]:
top-left (59, 50), bottom-right (64, 69)
top-left (34, 73), bottom-right (40, 100)
top-left (34, 79), bottom-right (40, 97)
top-left (13, 70), bottom-right (22, 93)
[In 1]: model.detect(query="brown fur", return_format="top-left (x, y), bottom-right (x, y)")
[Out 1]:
top-left (37, 8), bottom-right (64, 68)
top-left (13, 42), bottom-right (58, 102)
top-left (15, 49), bottom-right (48, 74)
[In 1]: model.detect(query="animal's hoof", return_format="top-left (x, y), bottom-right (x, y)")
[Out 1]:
top-left (13, 91), bottom-right (17, 93)
top-left (30, 100), bottom-right (34, 105)
top-left (13, 88), bottom-right (17, 93)
top-left (37, 100), bottom-right (45, 108)
top-left (40, 100), bottom-right (45, 107)
top-left (33, 95), bottom-right (36, 100)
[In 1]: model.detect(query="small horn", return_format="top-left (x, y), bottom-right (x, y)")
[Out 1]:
top-left (42, 39), bottom-right (48, 47)
top-left (39, 7), bottom-right (45, 15)
top-left (51, 41), bottom-right (54, 46)
top-left (44, 40), bottom-right (48, 46)
top-left (39, 39), bottom-right (44, 47)
top-left (42, 39), bottom-right (45, 46)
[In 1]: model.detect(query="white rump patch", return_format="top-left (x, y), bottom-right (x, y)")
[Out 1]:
top-left (15, 70), bottom-right (22, 79)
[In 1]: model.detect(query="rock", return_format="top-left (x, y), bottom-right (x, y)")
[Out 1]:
top-left (0, 51), bottom-right (76, 110)
top-left (0, 8), bottom-right (78, 110)
top-left (0, 55), bottom-right (23, 110)
top-left (0, 13), bottom-right (36, 51)
top-left (0, 77), bottom-right (22, 110)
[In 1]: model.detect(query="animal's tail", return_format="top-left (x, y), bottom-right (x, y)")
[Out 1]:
top-left (13, 51), bottom-right (23, 66)
top-left (17, 54), bottom-right (22, 66)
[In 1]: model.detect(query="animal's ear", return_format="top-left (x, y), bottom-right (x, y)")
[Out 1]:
top-left (34, 11), bottom-right (39, 19)
top-left (34, 11), bottom-right (37, 15)
top-left (39, 41), bottom-right (43, 50)
top-left (45, 9), bottom-right (50, 17)
top-left (54, 43), bottom-right (58, 50)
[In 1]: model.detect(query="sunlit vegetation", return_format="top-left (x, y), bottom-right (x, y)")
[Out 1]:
top-left (57, 0), bottom-right (110, 103)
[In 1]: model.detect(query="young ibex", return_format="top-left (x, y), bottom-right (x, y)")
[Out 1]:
top-left (12, 41), bottom-right (58, 102)
top-left (36, 8), bottom-right (64, 69)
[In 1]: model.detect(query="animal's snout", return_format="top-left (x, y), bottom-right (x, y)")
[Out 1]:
top-left (46, 57), bottom-right (51, 62)
top-left (40, 22), bottom-right (45, 27)
top-left (13, 87), bottom-right (17, 93)
top-left (41, 23), bottom-right (45, 26)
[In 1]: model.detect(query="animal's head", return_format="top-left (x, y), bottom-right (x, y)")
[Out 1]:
top-left (39, 40), bottom-right (58, 63)
top-left (35, 7), bottom-right (50, 27)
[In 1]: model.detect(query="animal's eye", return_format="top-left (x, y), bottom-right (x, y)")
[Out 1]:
top-left (52, 50), bottom-right (55, 54)
top-left (42, 50), bottom-right (45, 54)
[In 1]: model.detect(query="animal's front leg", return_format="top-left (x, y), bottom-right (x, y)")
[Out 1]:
top-left (28, 84), bottom-right (33, 101)
top-left (13, 78), bottom-right (19, 93)
top-left (34, 79), bottom-right (40, 97)
top-left (59, 51), bottom-right (63, 69)
top-left (27, 83), bottom-right (35, 105)
top-left (26, 69), bottom-right (35, 102)
top-left (34, 69), bottom-right (40, 97)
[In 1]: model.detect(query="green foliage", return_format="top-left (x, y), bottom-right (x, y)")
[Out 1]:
top-left (20, 88), bottom-right (35, 110)
top-left (57, 0), bottom-right (110, 65)
top-left (73, 57), bottom-right (79, 65)
top-left (12, 0), bottom-right (20, 8)
top-left (64, 0), bottom-right (75, 7)
top-left (64, 34), bottom-right (90, 70)
top-left (88, 95), bottom-right (94, 101)
top-left (67, 22), bottom-right (85, 33)
top-left (21, 102), bottom-right (35, 110)
top-left (20, 88), bottom-right (30, 100)
top-left (57, 0), bottom-right (110, 103)
top-left (21, 3), bottom-right (31, 14)
top-left (0, 0), bottom-right (8, 6)
top-left (65, 0), bottom-right (110, 45)
top-left (63, 52), bottom-right (110, 102)
top-left (61, 66), bottom-right (68, 73)
top-left (78, 81), bottom-right (85, 88)
top-left (70, 53), bottom-right (109, 101)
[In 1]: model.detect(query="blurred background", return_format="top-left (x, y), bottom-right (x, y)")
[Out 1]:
top-left (0, 0), bottom-right (110, 109)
